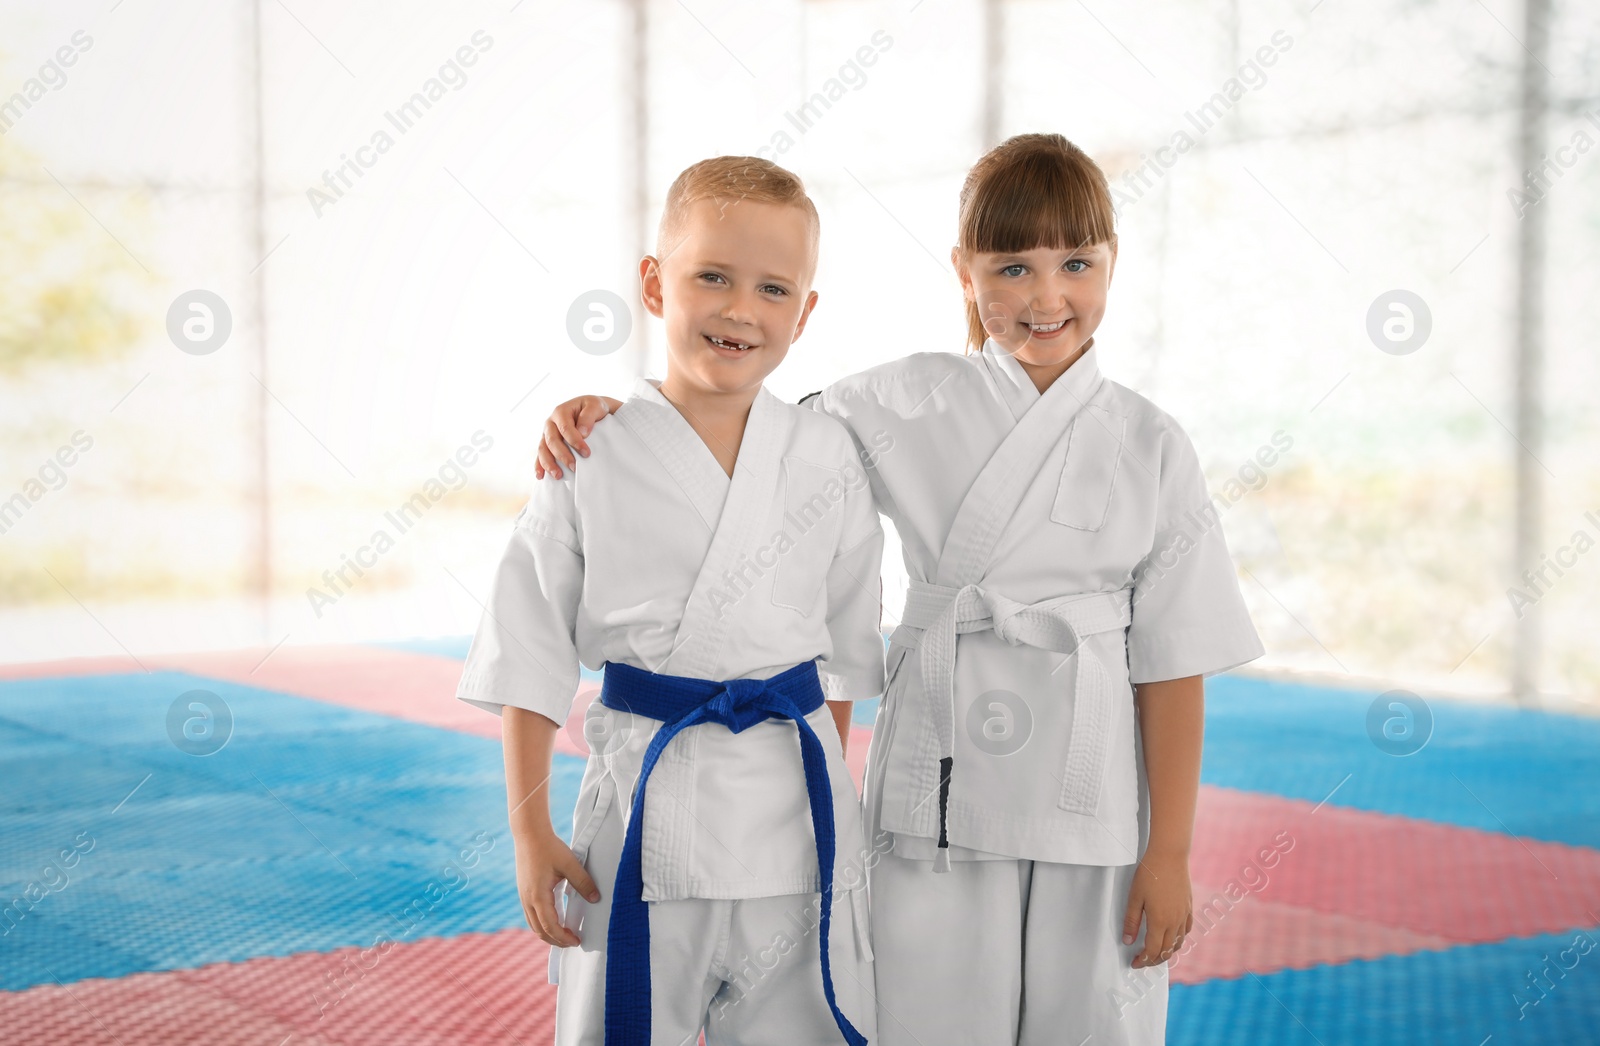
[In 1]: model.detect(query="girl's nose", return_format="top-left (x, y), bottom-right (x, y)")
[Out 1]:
top-left (1034, 286), bottom-right (1069, 316)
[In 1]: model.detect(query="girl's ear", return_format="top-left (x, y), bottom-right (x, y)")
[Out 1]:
top-left (950, 246), bottom-right (975, 302)
top-left (639, 255), bottom-right (665, 318)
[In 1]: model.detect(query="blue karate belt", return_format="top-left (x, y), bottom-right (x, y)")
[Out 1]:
top-left (598, 659), bottom-right (866, 1046)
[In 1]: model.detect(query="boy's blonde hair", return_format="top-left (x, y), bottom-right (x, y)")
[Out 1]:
top-left (657, 156), bottom-right (821, 280)
top-left (957, 133), bottom-right (1117, 352)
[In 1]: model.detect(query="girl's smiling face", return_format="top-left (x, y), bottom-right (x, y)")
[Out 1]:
top-left (953, 240), bottom-right (1116, 369)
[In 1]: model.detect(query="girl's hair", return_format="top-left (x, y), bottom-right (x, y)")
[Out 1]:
top-left (658, 155), bottom-right (820, 276)
top-left (956, 133), bottom-right (1117, 351)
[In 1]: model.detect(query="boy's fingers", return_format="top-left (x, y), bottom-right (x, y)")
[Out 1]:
top-left (536, 442), bottom-right (555, 478)
top-left (519, 898), bottom-right (539, 935)
top-left (578, 398), bottom-right (612, 436)
top-left (523, 899), bottom-right (557, 946)
top-left (552, 415), bottom-right (579, 468)
top-left (540, 419), bottom-right (569, 475)
top-left (555, 410), bottom-right (589, 460)
top-left (531, 883), bottom-right (576, 948)
top-left (560, 855), bottom-right (600, 903)
top-left (552, 848), bottom-right (599, 902)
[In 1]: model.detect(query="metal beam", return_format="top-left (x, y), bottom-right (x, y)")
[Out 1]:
top-left (1511, 0), bottom-right (1550, 704)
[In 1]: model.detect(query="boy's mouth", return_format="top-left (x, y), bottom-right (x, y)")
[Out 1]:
top-left (705, 334), bottom-right (757, 353)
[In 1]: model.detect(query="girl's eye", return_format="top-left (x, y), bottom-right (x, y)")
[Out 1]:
top-left (700, 272), bottom-right (727, 284)
top-left (1064, 259), bottom-right (1089, 273)
top-left (1001, 264), bottom-right (1027, 278)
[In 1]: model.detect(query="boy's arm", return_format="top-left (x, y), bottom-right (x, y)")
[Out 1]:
top-left (1123, 675), bottom-right (1202, 968)
top-left (536, 396), bottom-right (623, 479)
top-left (456, 487), bottom-right (599, 946)
top-left (818, 463), bottom-right (887, 763)
top-left (504, 705), bottom-right (599, 947)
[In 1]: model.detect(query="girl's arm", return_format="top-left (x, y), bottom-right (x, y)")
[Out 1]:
top-left (1123, 674), bottom-right (1203, 968)
top-left (504, 705), bottom-right (600, 946)
top-left (827, 701), bottom-right (852, 757)
top-left (535, 396), bottom-right (623, 479)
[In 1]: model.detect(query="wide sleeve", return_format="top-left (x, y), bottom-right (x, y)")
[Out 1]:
top-left (802, 382), bottom-right (899, 522)
top-left (455, 480), bottom-right (585, 725)
top-left (815, 455), bottom-right (887, 703)
top-left (1126, 421), bottom-right (1265, 684)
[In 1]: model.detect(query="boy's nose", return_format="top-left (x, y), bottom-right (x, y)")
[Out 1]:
top-left (720, 295), bottom-right (759, 325)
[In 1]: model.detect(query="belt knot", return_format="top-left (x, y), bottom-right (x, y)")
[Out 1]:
top-left (977, 587), bottom-right (1029, 646)
top-left (705, 677), bottom-right (774, 733)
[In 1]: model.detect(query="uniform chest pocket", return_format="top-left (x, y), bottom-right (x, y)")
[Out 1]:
top-left (770, 456), bottom-right (847, 615)
top-left (1050, 408), bottom-right (1126, 532)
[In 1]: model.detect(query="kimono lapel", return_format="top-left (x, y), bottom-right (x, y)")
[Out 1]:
top-left (935, 344), bottom-right (1107, 587)
top-left (615, 378), bottom-right (730, 534)
top-left (659, 385), bottom-right (788, 679)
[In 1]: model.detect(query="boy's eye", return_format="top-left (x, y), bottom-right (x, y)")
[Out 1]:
top-left (761, 284), bottom-right (787, 296)
top-left (1064, 259), bottom-right (1089, 273)
top-left (1001, 264), bottom-right (1027, 277)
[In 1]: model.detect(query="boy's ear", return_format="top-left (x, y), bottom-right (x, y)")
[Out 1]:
top-left (791, 289), bottom-right (820, 343)
top-left (639, 255), bottom-right (665, 318)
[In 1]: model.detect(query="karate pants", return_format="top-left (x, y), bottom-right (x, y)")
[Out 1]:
top-left (869, 852), bottom-right (1168, 1046)
top-left (552, 793), bottom-right (878, 1045)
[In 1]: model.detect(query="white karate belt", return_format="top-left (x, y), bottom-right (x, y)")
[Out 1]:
top-left (892, 579), bottom-right (1134, 871)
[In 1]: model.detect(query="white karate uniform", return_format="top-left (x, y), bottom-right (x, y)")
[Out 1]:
top-left (810, 341), bottom-right (1265, 1045)
top-left (458, 377), bottom-right (885, 1045)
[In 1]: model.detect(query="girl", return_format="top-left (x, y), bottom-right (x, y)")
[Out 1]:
top-left (534, 133), bottom-right (1263, 1045)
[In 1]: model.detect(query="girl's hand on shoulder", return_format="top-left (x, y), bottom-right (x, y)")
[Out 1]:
top-left (536, 396), bottom-right (623, 479)
top-left (1123, 847), bottom-right (1193, 969)
top-left (512, 829), bottom-right (600, 947)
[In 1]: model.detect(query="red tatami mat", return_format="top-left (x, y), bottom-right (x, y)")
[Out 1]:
top-left (1174, 785), bottom-right (1600, 982)
top-left (2, 930), bottom-right (556, 1046)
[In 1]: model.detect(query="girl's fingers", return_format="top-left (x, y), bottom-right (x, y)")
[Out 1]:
top-left (1136, 921), bottom-right (1180, 968)
top-left (1121, 896), bottom-right (1143, 946)
top-left (1155, 925), bottom-right (1178, 965)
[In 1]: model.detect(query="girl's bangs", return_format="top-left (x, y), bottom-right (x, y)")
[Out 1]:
top-left (961, 156), bottom-right (1115, 255)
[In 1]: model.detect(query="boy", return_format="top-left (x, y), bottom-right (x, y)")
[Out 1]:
top-left (457, 156), bottom-right (882, 1045)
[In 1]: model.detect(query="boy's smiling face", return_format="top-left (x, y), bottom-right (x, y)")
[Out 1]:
top-left (641, 198), bottom-right (819, 400)
top-left (955, 240), bottom-right (1116, 368)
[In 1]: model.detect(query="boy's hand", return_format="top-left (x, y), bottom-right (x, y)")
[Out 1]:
top-left (535, 396), bottom-right (623, 479)
top-left (1123, 848), bottom-right (1193, 969)
top-left (513, 829), bottom-right (600, 948)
